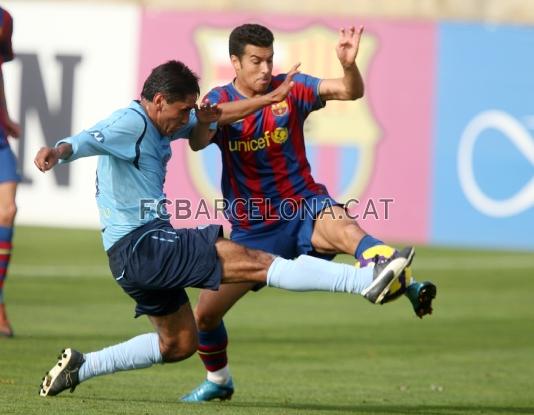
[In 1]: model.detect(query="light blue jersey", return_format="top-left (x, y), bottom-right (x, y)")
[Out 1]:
top-left (57, 100), bottom-right (196, 250)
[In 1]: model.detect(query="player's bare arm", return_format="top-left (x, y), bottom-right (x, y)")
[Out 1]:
top-left (189, 101), bottom-right (222, 151)
top-left (218, 62), bottom-right (300, 124)
top-left (34, 143), bottom-right (73, 172)
top-left (189, 63), bottom-right (300, 151)
top-left (319, 26), bottom-right (365, 101)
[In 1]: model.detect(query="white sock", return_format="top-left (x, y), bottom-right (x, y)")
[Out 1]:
top-left (78, 333), bottom-right (162, 382)
top-left (266, 255), bottom-right (373, 294)
top-left (207, 365), bottom-right (231, 385)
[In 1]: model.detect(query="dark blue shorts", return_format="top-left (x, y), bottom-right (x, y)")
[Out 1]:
top-left (107, 219), bottom-right (223, 317)
top-left (0, 144), bottom-right (21, 184)
top-left (231, 194), bottom-right (340, 290)
top-left (231, 194), bottom-right (340, 258)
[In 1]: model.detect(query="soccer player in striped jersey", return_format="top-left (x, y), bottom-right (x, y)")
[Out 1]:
top-left (34, 59), bottom-right (414, 399)
top-left (0, 6), bottom-right (21, 338)
top-left (181, 23), bottom-right (436, 402)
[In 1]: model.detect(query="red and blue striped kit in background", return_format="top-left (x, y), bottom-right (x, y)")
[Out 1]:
top-left (0, 7), bottom-right (16, 295)
top-left (0, 7), bottom-right (14, 65)
top-left (0, 6), bottom-right (14, 148)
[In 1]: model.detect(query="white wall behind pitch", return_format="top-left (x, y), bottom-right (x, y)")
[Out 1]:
top-left (3, 1), bottom-right (140, 229)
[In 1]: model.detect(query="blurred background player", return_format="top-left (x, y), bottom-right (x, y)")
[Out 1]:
top-left (0, 5), bottom-right (21, 338)
top-left (182, 23), bottom-right (437, 402)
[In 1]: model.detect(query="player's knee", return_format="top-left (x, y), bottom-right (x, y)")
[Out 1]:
top-left (0, 202), bottom-right (17, 226)
top-left (195, 310), bottom-right (223, 332)
top-left (159, 336), bottom-right (198, 363)
top-left (245, 246), bottom-right (274, 268)
top-left (342, 222), bottom-right (362, 242)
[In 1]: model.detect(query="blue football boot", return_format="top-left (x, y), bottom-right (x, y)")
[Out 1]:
top-left (405, 281), bottom-right (437, 318)
top-left (180, 378), bottom-right (234, 402)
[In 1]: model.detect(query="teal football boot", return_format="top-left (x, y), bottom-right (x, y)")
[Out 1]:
top-left (180, 378), bottom-right (234, 402)
top-left (405, 281), bottom-right (437, 318)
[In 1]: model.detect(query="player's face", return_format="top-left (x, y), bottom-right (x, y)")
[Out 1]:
top-left (155, 93), bottom-right (197, 136)
top-left (232, 44), bottom-right (274, 96)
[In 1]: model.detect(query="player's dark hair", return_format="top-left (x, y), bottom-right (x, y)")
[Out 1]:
top-left (141, 60), bottom-right (200, 103)
top-left (229, 24), bottom-right (274, 58)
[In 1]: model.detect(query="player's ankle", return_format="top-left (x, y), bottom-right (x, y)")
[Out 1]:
top-left (207, 365), bottom-right (231, 385)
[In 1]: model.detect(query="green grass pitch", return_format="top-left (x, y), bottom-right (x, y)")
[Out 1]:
top-left (1, 226), bottom-right (534, 414)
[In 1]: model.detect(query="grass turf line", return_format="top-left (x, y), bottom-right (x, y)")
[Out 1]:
top-left (1, 226), bottom-right (533, 414)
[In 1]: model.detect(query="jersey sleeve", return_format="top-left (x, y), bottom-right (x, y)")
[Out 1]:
top-left (56, 109), bottom-right (146, 163)
top-left (204, 86), bottom-right (230, 106)
top-left (169, 109), bottom-right (218, 141)
top-left (0, 8), bottom-right (14, 64)
top-left (289, 73), bottom-right (325, 116)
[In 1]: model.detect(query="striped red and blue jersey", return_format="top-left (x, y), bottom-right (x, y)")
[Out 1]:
top-left (0, 7), bottom-right (14, 147)
top-left (206, 73), bottom-right (330, 231)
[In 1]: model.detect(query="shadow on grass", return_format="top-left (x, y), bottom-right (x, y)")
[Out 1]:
top-left (84, 395), bottom-right (534, 415)
top-left (226, 402), bottom-right (534, 414)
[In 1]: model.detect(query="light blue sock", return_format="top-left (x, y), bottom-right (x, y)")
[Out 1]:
top-left (78, 333), bottom-right (162, 382)
top-left (266, 255), bottom-right (374, 294)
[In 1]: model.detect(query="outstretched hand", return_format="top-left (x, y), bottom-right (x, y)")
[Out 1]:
top-left (336, 26), bottom-right (364, 69)
top-left (34, 147), bottom-right (60, 172)
top-left (196, 100), bottom-right (222, 124)
top-left (269, 62), bottom-right (301, 104)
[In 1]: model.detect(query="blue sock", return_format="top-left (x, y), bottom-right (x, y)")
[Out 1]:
top-left (0, 226), bottom-right (14, 304)
top-left (355, 235), bottom-right (383, 258)
top-left (0, 226), bottom-right (13, 241)
top-left (198, 321), bottom-right (228, 373)
top-left (78, 333), bottom-right (162, 382)
top-left (266, 255), bottom-right (373, 294)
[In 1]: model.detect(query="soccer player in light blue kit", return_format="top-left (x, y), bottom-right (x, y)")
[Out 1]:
top-left (34, 60), bottom-right (414, 399)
